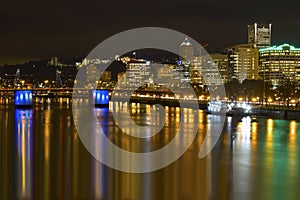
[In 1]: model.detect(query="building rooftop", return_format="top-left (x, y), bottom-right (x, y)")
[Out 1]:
top-left (259, 44), bottom-right (300, 52)
top-left (180, 37), bottom-right (192, 46)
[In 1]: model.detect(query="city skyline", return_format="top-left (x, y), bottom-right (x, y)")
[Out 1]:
top-left (2, 0), bottom-right (300, 65)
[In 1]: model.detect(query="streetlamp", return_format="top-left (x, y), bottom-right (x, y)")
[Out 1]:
top-left (263, 63), bottom-right (266, 106)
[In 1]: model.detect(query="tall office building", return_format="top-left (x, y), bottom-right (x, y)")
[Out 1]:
top-left (228, 44), bottom-right (259, 83)
top-left (179, 37), bottom-right (194, 63)
top-left (178, 37), bottom-right (194, 85)
top-left (248, 23), bottom-right (272, 48)
top-left (190, 56), bottom-right (203, 84)
top-left (259, 44), bottom-right (300, 87)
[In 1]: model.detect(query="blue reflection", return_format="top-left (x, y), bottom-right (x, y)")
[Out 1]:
top-left (93, 90), bottom-right (109, 106)
top-left (14, 90), bottom-right (33, 106)
top-left (93, 107), bottom-right (109, 199)
top-left (15, 109), bottom-right (33, 199)
top-left (94, 107), bottom-right (110, 132)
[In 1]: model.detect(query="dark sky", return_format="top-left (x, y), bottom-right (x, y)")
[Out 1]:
top-left (1, 0), bottom-right (300, 65)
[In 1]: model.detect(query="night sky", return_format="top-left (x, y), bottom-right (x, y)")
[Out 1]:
top-left (1, 0), bottom-right (300, 65)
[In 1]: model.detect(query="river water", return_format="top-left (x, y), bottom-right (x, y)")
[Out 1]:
top-left (0, 102), bottom-right (299, 199)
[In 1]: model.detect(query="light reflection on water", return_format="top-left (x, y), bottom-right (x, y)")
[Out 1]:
top-left (15, 109), bottom-right (33, 199)
top-left (0, 102), bottom-right (299, 199)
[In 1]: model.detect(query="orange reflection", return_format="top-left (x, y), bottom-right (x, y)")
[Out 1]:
top-left (266, 119), bottom-right (274, 142)
top-left (16, 109), bottom-right (33, 199)
top-left (251, 122), bottom-right (258, 143)
top-left (43, 110), bottom-right (51, 200)
top-left (289, 120), bottom-right (297, 139)
top-left (288, 120), bottom-right (297, 177)
top-left (265, 118), bottom-right (274, 171)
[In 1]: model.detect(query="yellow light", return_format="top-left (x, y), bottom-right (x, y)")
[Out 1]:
top-left (238, 97), bottom-right (243, 101)
top-left (290, 120), bottom-right (297, 135)
top-left (252, 97), bottom-right (257, 102)
top-left (268, 98), bottom-right (273, 103)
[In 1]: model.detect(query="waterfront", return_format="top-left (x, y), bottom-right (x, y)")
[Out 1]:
top-left (1, 102), bottom-right (300, 199)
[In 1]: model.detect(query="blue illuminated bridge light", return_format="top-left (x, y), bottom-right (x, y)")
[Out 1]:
top-left (92, 90), bottom-right (109, 106)
top-left (14, 90), bottom-right (33, 106)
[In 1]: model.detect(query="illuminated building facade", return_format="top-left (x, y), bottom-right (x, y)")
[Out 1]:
top-left (101, 71), bottom-right (112, 82)
top-left (248, 23), bottom-right (272, 48)
top-left (228, 44), bottom-right (259, 83)
top-left (126, 59), bottom-right (151, 88)
top-left (117, 72), bottom-right (126, 87)
top-left (156, 64), bottom-right (177, 87)
top-left (179, 37), bottom-right (194, 63)
top-left (201, 55), bottom-right (224, 85)
top-left (178, 37), bottom-right (194, 85)
top-left (190, 56), bottom-right (203, 84)
top-left (49, 57), bottom-right (58, 66)
top-left (86, 64), bottom-right (100, 88)
top-left (259, 44), bottom-right (300, 86)
top-left (210, 53), bottom-right (229, 84)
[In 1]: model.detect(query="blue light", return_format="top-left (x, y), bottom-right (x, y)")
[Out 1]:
top-left (178, 60), bottom-right (182, 65)
top-left (14, 90), bottom-right (33, 106)
top-left (93, 90), bottom-right (109, 106)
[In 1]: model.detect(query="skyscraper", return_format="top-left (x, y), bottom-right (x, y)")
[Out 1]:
top-left (178, 37), bottom-right (194, 85)
top-left (179, 37), bottom-right (194, 63)
top-left (248, 23), bottom-right (272, 48)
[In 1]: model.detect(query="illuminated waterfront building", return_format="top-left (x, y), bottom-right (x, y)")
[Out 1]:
top-left (259, 44), bottom-right (300, 86)
top-left (83, 58), bottom-right (112, 88)
top-left (210, 53), bottom-right (229, 84)
top-left (125, 59), bottom-right (151, 88)
top-left (248, 23), bottom-right (272, 48)
top-left (228, 44), bottom-right (259, 83)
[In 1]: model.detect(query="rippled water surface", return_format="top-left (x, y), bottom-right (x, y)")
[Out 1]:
top-left (0, 102), bottom-right (300, 199)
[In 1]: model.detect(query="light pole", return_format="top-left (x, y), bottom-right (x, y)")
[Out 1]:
top-left (263, 63), bottom-right (266, 106)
